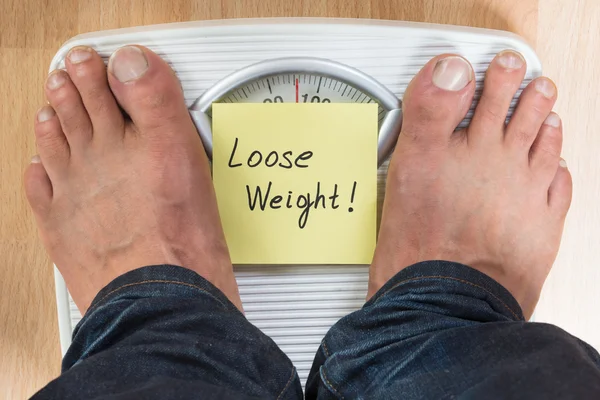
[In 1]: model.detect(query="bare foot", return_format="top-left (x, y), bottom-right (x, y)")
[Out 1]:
top-left (24, 45), bottom-right (242, 313)
top-left (370, 51), bottom-right (572, 318)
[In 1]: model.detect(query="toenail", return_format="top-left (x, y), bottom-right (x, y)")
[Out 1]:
top-left (559, 158), bottom-right (568, 168)
top-left (31, 155), bottom-right (41, 164)
top-left (68, 46), bottom-right (93, 64)
top-left (534, 78), bottom-right (556, 98)
top-left (37, 105), bottom-right (56, 122)
top-left (432, 56), bottom-right (473, 91)
top-left (108, 46), bottom-right (148, 83)
top-left (46, 71), bottom-right (66, 90)
top-left (544, 113), bottom-right (561, 128)
top-left (496, 50), bottom-right (525, 70)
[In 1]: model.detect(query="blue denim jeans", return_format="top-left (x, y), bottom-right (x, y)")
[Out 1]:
top-left (33, 262), bottom-right (600, 399)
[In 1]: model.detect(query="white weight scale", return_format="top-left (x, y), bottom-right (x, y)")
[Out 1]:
top-left (50, 18), bottom-right (542, 384)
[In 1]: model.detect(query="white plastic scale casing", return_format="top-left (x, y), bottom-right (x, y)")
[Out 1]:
top-left (50, 18), bottom-right (541, 384)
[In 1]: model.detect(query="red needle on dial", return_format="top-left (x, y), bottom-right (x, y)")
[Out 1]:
top-left (295, 78), bottom-right (299, 103)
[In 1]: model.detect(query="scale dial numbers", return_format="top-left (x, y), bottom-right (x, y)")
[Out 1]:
top-left (215, 73), bottom-right (386, 126)
top-left (191, 58), bottom-right (402, 165)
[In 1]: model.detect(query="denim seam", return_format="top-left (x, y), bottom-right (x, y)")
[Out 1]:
top-left (89, 280), bottom-right (227, 313)
top-left (321, 367), bottom-right (344, 399)
top-left (374, 275), bottom-right (521, 320)
top-left (322, 341), bottom-right (331, 357)
top-left (276, 366), bottom-right (297, 400)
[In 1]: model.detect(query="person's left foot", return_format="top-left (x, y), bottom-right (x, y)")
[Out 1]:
top-left (369, 52), bottom-right (571, 318)
top-left (25, 45), bottom-right (242, 313)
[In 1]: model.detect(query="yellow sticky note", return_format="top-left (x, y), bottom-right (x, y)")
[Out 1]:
top-left (213, 103), bottom-right (377, 264)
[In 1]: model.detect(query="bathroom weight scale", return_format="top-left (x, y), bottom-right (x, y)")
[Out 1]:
top-left (50, 18), bottom-right (542, 384)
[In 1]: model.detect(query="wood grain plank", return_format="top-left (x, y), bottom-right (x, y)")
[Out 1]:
top-left (534, 0), bottom-right (600, 351)
top-left (424, 0), bottom-right (537, 43)
top-left (0, 47), bottom-right (62, 399)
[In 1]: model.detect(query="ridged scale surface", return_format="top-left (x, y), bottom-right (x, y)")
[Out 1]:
top-left (54, 20), bottom-right (542, 385)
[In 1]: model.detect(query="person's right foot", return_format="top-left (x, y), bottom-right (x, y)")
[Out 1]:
top-left (24, 45), bottom-right (242, 313)
top-left (370, 51), bottom-right (572, 318)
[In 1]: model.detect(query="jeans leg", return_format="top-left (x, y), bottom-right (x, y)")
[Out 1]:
top-left (32, 265), bottom-right (302, 400)
top-left (306, 261), bottom-right (600, 399)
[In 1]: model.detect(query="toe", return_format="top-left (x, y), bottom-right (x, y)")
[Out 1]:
top-left (65, 46), bottom-right (124, 137)
top-left (469, 50), bottom-right (527, 145)
top-left (45, 69), bottom-right (93, 147)
top-left (107, 45), bottom-right (193, 136)
top-left (24, 155), bottom-right (53, 216)
top-left (548, 159), bottom-right (572, 216)
top-left (397, 54), bottom-right (475, 148)
top-left (530, 112), bottom-right (563, 182)
top-left (505, 77), bottom-right (557, 152)
top-left (34, 105), bottom-right (70, 179)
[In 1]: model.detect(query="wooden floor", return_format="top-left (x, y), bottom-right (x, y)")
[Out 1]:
top-left (1, 0), bottom-right (598, 397)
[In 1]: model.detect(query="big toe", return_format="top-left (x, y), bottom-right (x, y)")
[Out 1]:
top-left (107, 45), bottom-right (195, 137)
top-left (398, 55), bottom-right (475, 149)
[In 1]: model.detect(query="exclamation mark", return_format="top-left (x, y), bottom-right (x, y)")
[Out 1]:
top-left (348, 181), bottom-right (357, 212)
